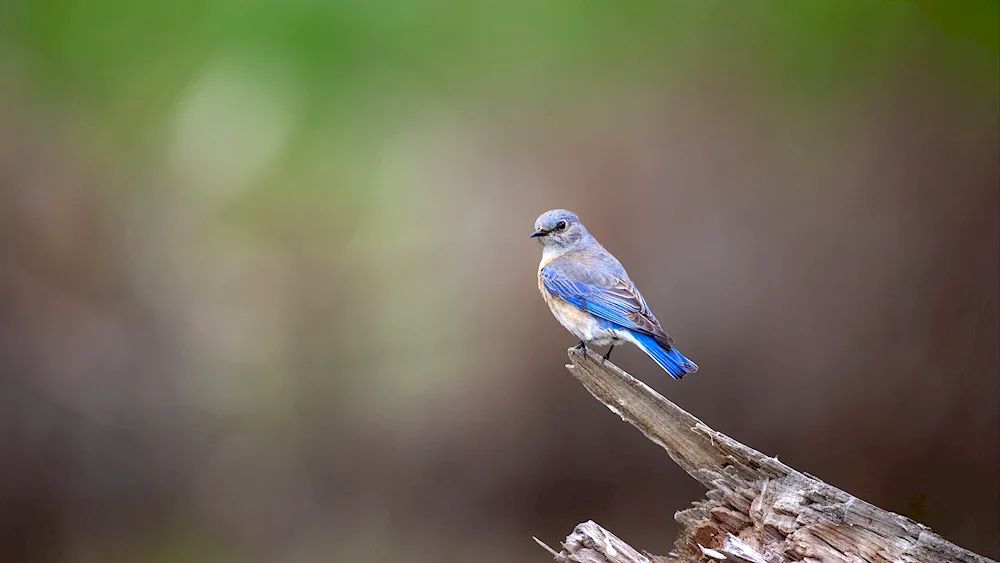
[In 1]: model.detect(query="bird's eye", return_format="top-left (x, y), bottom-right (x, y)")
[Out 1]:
top-left (555, 220), bottom-right (568, 231)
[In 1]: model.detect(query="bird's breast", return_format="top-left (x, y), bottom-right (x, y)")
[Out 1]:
top-left (538, 276), bottom-right (613, 344)
top-left (538, 247), bottom-right (562, 272)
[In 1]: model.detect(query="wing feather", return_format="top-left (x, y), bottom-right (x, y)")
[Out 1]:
top-left (540, 260), bottom-right (674, 347)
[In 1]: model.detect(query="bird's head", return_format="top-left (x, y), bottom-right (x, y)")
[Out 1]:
top-left (531, 209), bottom-right (590, 252)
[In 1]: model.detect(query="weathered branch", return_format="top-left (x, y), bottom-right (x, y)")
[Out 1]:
top-left (534, 522), bottom-right (671, 563)
top-left (536, 347), bottom-right (995, 563)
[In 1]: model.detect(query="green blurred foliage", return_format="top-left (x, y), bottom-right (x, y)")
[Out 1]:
top-left (5, 1), bottom-right (997, 120)
top-left (4, 0), bottom-right (996, 234)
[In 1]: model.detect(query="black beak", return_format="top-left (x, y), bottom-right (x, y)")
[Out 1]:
top-left (530, 229), bottom-right (548, 238)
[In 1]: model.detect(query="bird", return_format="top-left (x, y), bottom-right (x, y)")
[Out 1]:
top-left (531, 209), bottom-right (698, 379)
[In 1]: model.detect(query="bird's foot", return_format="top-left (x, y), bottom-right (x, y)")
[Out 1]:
top-left (574, 341), bottom-right (587, 353)
top-left (601, 345), bottom-right (614, 364)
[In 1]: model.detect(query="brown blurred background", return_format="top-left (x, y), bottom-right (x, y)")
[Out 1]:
top-left (1, 1), bottom-right (998, 562)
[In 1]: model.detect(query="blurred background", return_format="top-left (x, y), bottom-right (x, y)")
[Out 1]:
top-left (1, 1), bottom-right (998, 562)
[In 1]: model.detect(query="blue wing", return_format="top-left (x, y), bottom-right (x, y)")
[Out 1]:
top-left (540, 260), bottom-right (674, 348)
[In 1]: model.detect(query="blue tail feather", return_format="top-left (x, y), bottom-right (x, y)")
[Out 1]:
top-left (629, 330), bottom-right (698, 379)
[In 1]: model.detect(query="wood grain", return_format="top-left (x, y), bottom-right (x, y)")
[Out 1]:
top-left (536, 347), bottom-right (995, 563)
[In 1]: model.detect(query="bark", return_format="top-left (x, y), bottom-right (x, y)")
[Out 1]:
top-left (536, 347), bottom-right (995, 563)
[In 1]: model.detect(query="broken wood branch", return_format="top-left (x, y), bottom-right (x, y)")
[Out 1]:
top-left (536, 347), bottom-right (995, 563)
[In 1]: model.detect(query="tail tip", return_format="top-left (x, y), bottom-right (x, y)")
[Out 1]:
top-left (666, 360), bottom-right (698, 380)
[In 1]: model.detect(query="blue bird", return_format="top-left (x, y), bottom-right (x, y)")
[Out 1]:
top-left (532, 209), bottom-right (697, 379)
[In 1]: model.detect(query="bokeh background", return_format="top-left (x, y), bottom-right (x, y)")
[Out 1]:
top-left (1, 1), bottom-right (998, 562)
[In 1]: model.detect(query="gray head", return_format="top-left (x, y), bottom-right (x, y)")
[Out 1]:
top-left (530, 209), bottom-right (593, 251)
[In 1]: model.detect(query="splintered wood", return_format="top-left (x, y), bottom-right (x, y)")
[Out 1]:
top-left (534, 347), bottom-right (994, 563)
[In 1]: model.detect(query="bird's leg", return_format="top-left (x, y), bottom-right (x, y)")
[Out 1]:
top-left (574, 341), bottom-right (587, 352)
top-left (602, 345), bottom-right (614, 364)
